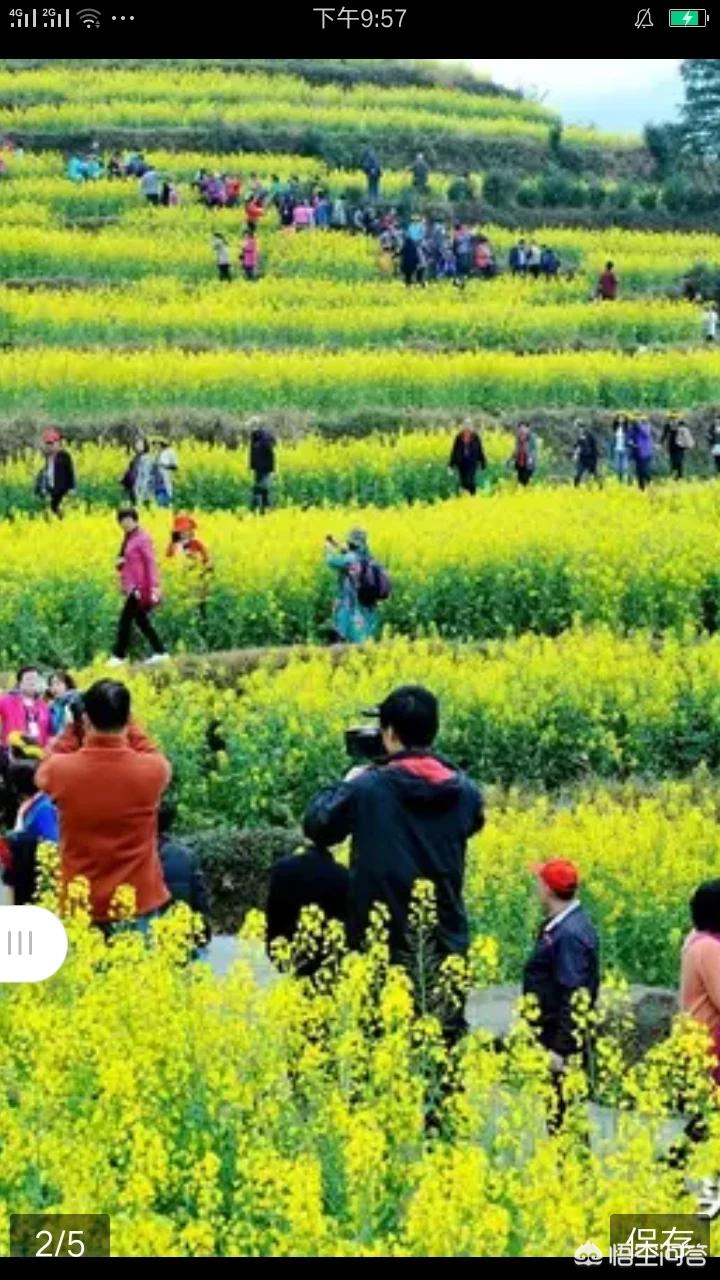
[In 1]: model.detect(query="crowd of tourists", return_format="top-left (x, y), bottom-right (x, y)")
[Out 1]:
top-left (0, 658), bottom-right (718, 1149)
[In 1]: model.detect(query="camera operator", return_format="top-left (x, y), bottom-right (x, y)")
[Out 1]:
top-left (303, 685), bottom-right (484, 981)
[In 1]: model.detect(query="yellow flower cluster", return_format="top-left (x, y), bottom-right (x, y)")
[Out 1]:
top-left (1, 343), bottom-right (719, 417)
top-left (0, 279), bottom-right (699, 350)
top-left (0, 874), bottom-right (709, 1257)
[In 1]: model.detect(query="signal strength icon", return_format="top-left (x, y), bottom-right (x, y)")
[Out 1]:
top-left (77, 7), bottom-right (101, 25)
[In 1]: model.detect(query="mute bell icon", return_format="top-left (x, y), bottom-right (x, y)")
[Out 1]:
top-left (635, 7), bottom-right (653, 24)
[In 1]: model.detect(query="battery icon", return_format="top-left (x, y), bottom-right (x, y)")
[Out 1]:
top-left (669, 8), bottom-right (709, 23)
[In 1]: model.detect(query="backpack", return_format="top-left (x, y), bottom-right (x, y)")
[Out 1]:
top-left (355, 557), bottom-right (392, 609)
top-left (677, 426), bottom-right (695, 450)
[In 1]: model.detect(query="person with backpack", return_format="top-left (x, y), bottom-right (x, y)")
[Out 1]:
top-left (449, 421), bottom-right (487, 496)
top-left (324, 528), bottom-right (389, 645)
top-left (662, 415), bottom-right (694, 481)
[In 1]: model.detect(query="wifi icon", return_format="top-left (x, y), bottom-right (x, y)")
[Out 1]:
top-left (77, 7), bottom-right (101, 25)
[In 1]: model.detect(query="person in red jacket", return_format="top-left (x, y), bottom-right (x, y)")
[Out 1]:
top-left (597, 260), bottom-right (618, 301)
top-left (37, 679), bottom-right (172, 930)
top-left (108, 507), bottom-right (168, 667)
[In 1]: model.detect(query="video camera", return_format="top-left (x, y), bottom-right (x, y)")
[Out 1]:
top-left (344, 708), bottom-right (385, 762)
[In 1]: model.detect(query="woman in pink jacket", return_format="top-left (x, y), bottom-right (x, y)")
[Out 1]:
top-left (108, 508), bottom-right (169, 667)
top-left (0, 665), bottom-right (52, 748)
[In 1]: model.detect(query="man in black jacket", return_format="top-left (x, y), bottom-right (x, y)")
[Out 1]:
top-left (248, 423), bottom-right (276, 515)
top-left (449, 421), bottom-right (487, 496)
top-left (38, 429), bottom-right (76, 518)
top-left (573, 424), bottom-right (601, 489)
top-left (523, 859), bottom-right (599, 1123)
top-left (303, 686), bottom-right (484, 969)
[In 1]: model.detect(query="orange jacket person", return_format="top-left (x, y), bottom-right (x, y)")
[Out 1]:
top-left (166, 514), bottom-right (211, 568)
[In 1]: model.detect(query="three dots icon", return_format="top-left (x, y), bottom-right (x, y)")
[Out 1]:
top-left (111, 13), bottom-right (135, 18)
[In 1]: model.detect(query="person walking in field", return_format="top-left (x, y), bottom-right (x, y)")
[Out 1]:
top-left (703, 301), bottom-right (718, 344)
top-left (324, 528), bottom-right (388, 645)
top-left (121, 437), bottom-right (155, 507)
top-left (628, 417), bottom-right (653, 490)
top-left (362, 148), bottom-right (382, 201)
top-left (708, 417), bottom-right (720, 475)
top-left (139, 165), bottom-right (162, 206)
top-left (156, 439), bottom-right (179, 508)
top-left (597, 260), bottom-right (618, 301)
top-left (662, 415), bottom-right (694, 481)
top-left (212, 233), bottom-right (232, 282)
top-left (610, 414), bottom-right (631, 483)
top-left (573, 424), bottom-right (601, 488)
top-left (108, 508), bottom-right (168, 667)
top-left (35, 429), bottom-right (76, 519)
top-left (249, 423), bottom-right (276, 514)
top-left (509, 423), bottom-right (537, 487)
top-left (241, 228), bottom-right (259, 281)
top-left (411, 152), bottom-right (430, 193)
top-left (449, 420), bottom-right (487, 496)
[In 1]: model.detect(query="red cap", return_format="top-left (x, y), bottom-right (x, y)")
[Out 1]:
top-left (173, 514), bottom-right (196, 534)
top-left (42, 429), bottom-right (61, 444)
top-left (534, 859), bottom-right (579, 895)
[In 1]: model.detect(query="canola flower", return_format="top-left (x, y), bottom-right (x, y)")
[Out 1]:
top-left (1, 487), bottom-right (720, 661)
top-left (0, 66), bottom-right (557, 123)
top-left (0, 282), bottom-right (699, 351)
top-left (59, 631), bottom-right (720, 896)
top-left (2, 344), bottom-right (720, 416)
top-left (0, 870), bottom-right (709, 1257)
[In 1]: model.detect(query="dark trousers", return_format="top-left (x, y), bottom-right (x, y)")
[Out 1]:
top-left (367, 176), bottom-right (379, 200)
top-left (146, 193), bottom-right (160, 206)
top-left (714, 456), bottom-right (720, 475)
top-left (243, 265), bottom-right (256, 281)
top-left (251, 473), bottom-right (271, 514)
top-left (49, 489), bottom-right (68, 517)
top-left (217, 263), bottom-right (231, 282)
top-left (574, 462), bottom-right (600, 488)
top-left (516, 465), bottom-right (533, 487)
top-left (635, 458), bottom-right (652, 491)
top-left (669, 447), bottom-right (685, 480)
top-left (458, 468), bottom-right (477, 496)
top-left (114, 594), bottom-right (165, 659)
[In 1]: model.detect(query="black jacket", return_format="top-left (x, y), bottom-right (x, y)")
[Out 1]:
top-left (249, 429), bottom-right (276, 478)
top-left (266, 844), bottom-right (350, 974)
top-left (522, 903), bottom-right (600, 1058)
top-left (303, 751), bottom-right (484, 961)
top-left (159, 836), bottom-right (212, 946)
top-left (450, 432), bottom-right (487, 474)
top-left (37, 449), bottom-right (75, 499)
top-left (575, 433), bottom-right (598, 467)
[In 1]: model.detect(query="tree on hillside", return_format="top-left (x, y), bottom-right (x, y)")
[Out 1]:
top-left (680, 59), bottom-right (720, 158)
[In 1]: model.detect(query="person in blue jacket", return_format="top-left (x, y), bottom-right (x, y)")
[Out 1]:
top-left (10, 759), bottom-right (59, 843)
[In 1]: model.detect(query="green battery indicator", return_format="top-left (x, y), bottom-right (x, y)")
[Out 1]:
top-left (669, 8), bottom-right (709, 23)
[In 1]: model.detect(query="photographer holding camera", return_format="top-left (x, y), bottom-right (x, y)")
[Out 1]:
top-left (303, 685), bottom-right (484, 981)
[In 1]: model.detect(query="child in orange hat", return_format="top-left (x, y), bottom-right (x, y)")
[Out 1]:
top-left (166, 515), bottom-right (212, 631)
